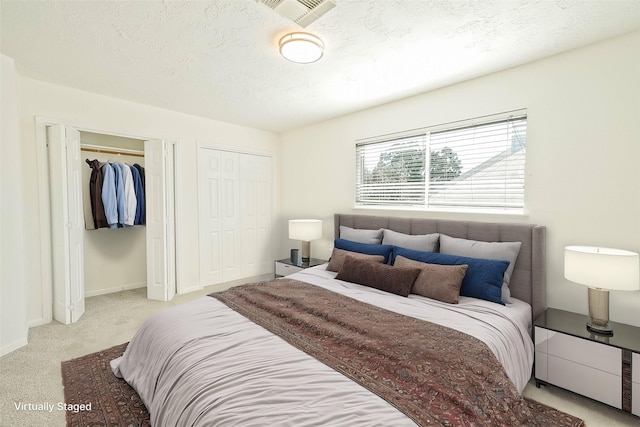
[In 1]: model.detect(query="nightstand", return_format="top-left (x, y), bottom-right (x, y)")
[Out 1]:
top-left (534, 308), bottom-right (640, 416)
top-left (275, 258), bottom-right (327, 278)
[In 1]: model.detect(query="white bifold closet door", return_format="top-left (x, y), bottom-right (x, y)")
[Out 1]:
top-left (198, 148), bottom-right (272, 287)
top-left (48, 125), bottom-right (177, 324)
top-left (145, 139), bottom-right (177, 302)
top-left (48, 125), bottom-right (85, 324)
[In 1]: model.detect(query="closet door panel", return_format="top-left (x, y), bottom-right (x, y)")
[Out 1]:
top-left (47, 124), bottom-right (85, 324)
top-left (47, 125), bottom-right (72, 324)
top-left (198, 151), bottom-right (222, 286)
top-left (145, 139), bottom-right (176, 301)
top-left (241, 155), bottom-right (258, 276)
top-left (147, 147), bottom-right (166, 300)
top-left (66, 127), bottom-right (86, 322)
top-left (255, 156), bottom-right (273, 275)
top-left (164, 142), bottom-right (176, 301)
top-left (221, 152), bottom-right (242, 282)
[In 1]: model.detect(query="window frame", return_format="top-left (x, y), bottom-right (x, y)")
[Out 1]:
top-left (355, 110), bottom-right (527, 214)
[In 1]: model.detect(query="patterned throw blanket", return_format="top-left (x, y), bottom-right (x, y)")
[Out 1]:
top-left (211, 279), bottom-right (582, 427)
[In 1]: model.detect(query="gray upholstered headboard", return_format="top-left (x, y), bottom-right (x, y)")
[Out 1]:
top-left (334, 214), bottom-right (546, 321)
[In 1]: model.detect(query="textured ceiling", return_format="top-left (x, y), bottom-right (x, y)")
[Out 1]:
top-left (1, 0), bottom-right (639, 133)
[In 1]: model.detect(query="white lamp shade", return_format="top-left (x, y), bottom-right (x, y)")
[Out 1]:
top-left (564, 246), bottom-right (640, 291)
top-left (289, 219), bottom-right (322, 241)
top-left (279, 32), bottom-right (324, 64)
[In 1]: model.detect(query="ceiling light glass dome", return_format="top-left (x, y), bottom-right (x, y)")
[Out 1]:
top-left (279, 32), bottom-right (324, 64)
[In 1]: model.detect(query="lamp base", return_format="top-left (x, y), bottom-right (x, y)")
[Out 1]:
top-left (587, 287), bottom-right (613, 336)
top-left (587, 322), bottom-right (613, 336)
top-left (301, 240), bottom-right (311, 263)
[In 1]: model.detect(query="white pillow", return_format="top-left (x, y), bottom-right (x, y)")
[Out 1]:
top-left (339, 226), bottom-right (383, 244)
top-left (439, 234), bottom-right (521, 304)
top-left (382, 229), bottom-right (439, 252)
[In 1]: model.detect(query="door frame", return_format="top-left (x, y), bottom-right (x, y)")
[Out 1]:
top-left (34, 116), bottom-right (182, 326)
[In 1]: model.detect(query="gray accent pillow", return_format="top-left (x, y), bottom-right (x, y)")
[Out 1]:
top-left (394, 256), bottom-right (467, 304)
top-left (339, 226), bottom-right (383, 244)
top-left (326, 248), bottom-right (385, 272)
top-left (382, 229), bottom-right (439, 252)
top-left (336, 255), bottom-right (420, 297)
top-left (439, 234), bottom-right (521, 303)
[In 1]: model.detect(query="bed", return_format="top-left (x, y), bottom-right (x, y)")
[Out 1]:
top-left (111, 214), bottom-right (549, 426)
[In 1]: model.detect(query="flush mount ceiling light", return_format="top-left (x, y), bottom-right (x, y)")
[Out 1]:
top-left (279, 32), bottom-right (324, 64)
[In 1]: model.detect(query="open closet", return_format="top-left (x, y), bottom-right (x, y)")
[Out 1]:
top-left (47, 124), bottom-right (176, 325)
top-left (80, 132), bottom-right (147, 296)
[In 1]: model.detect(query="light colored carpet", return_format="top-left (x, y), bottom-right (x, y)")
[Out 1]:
top-left (1, 287), bottom-right (637, 426)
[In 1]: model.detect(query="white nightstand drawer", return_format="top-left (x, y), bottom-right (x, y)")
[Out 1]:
top-left (546, 330), bottom-right (621, 376)
top-left (633, 352), bottom-right (640, 384)
top-left (548, 354), bottom-right (622, 409)
top-left (275, 262), bottom-right (302, 277)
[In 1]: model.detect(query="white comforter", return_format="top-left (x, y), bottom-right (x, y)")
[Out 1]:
top-left (112, 265), bottom-right (534, 427)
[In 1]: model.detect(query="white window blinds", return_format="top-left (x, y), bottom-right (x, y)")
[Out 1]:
top-left (355, 111), bottom-right (527, 211)
top-left (356, 133), bottom-right (427, 206)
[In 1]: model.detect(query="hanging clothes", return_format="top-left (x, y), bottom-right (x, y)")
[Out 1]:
top-left (133, 164), bottom-right (146, 225)
top-left (85, 159), bottom-right (108, 229)
top-left (87, 157), bottom-right (146, 230)
top-left (130, 165), bottom-right (145, 226)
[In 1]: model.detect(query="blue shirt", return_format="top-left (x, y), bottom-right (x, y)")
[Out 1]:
top-left (101, 163), bottom-right (118, 228)
top-left (111, 163), bottom-right (126, 227)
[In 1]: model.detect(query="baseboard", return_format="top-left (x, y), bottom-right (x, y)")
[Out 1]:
top-left (178, 284), bottom-right (204, 295)
top-left (85, 282), bottom-right (146, 298)
top-left (27, 317), bottom-right (48, 328)
top-left (1, 336), bottom-right (28, 357)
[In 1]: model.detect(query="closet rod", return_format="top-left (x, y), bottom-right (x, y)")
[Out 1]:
top-left (81, 146), bottom-right (144, 158)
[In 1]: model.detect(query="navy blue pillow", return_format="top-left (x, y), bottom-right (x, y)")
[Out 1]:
top-left (334, 239), bottom-right (394, 264)
top-left (391, 246), bottom-right (509, 305)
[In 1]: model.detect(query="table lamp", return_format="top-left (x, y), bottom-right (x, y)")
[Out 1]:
top-left (289, 219), bottom-right (322, 264)
top-left (564, 245), bottom-right (639, 335)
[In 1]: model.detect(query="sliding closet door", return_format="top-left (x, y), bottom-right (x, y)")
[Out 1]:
top-left (221, 152), bottom-right (242, 282)
top-left (240, 155), bottom-right (272, 277)
top-left (198, 148), bottom-right (272, 287)
top-left (47, 124), bottom-right (85, 324)
top-left (145, 139), bottom-right (176, 301)
top-left (240, 156), bottom-right (258, 276)
top-left (256, 156), bottom-right (273, 275)
top-left (198, 149), bottom-right (223, 285)
top-left (198, 149), bottom-right (242, 284)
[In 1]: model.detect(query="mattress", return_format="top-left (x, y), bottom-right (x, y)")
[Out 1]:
top-left (111, 264), bottom-right (534, 426)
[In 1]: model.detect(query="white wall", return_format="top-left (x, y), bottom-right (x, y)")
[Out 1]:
top-left (1, 54), bottom-right (28, 355)
top-left (279, 32), bottom-right (640, 326)
top-left (18, 77), bottom-right (280, 326)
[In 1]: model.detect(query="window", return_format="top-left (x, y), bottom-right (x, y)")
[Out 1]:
top-left (356, 110), bottom-right (527, 212)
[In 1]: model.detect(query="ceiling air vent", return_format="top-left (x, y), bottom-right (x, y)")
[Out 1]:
top-left (257, 0), bottom-right (336, 27)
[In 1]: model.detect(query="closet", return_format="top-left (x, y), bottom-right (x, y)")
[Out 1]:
top-left (80, 132), bottom-right (147, 296)
top-left (198, 147), bottom-right (273, 287)
top-left (47, 124), bottom-right (176, 324)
